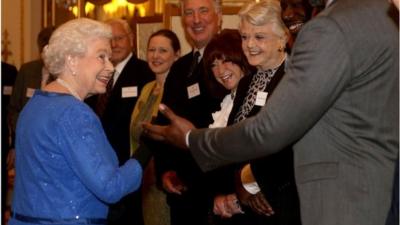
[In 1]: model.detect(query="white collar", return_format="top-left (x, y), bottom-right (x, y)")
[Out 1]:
top-left (113, 52), bottom-right (133, 86)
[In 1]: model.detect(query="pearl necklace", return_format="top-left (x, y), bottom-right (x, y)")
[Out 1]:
top-left (56, 78), bottom-right (82, 101)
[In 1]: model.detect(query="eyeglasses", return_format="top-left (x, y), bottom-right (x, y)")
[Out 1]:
top-left (111, 33), bottom-right (130, 42)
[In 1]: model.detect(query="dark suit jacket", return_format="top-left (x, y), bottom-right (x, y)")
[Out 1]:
top-left (152, 51), bottom-right (222, 222)
top-left (1, 62), bottom-right (17, 216)
top-left (154, 51), bottom-right (221, 188)
top-left (189, 0), bottom-right (399, 224)
top-left (2, 62), bottom-right (17, 151)
top-left (88, 55), bottom-right (154, 165)
top-left (8, 59), bottom-right (43, 147)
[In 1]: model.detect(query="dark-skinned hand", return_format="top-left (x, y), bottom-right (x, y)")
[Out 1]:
top-left (142, 104), bottom-right (195, 150)
top-left (234, 169), bottom-right (275, 216)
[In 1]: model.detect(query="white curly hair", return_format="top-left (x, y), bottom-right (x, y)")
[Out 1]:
top-left (42, 18), bottom-right (112, 76)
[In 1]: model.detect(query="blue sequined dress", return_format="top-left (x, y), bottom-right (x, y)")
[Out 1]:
top-left (9, 90), bottom-right (142, 225)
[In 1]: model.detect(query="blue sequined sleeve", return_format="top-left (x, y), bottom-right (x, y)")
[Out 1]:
top-left (58, 103), bottom-right (142, 203)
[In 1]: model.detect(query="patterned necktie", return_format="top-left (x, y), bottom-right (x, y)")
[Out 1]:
top-left (96, 73), bottom-right (114, 117)
top-left (188, 51), bottom-right (200, 77)
top-left (234, 68), bottom-right (278, 123)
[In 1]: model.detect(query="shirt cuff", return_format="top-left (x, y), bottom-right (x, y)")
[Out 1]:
top-left (185, 130), bottom-right (191, 147)
top-left (240, 163), bottom-right (261, 194)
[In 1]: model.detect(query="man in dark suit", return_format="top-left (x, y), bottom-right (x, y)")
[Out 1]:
top-left (2, 62), bottom-right (17, 160)
top-left (150, 0), bottom-right (224, 225)
top-left (7, 26), bottom-right (55, 153)
top-left (143, 0), bottom-right (399, 224)
top-left (86, 18), bottom-right (154, 225)
top-left (1, 61), bottom-right (17, 223)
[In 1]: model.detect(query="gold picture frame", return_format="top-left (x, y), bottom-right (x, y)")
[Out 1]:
top-left (132, 15), bottom-right (163, 60)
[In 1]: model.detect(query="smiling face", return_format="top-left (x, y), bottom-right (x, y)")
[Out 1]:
top-left (239, 20), bottom-right (286, 70)
top-left (109, 22), bottom-right (134, 65)
top-left (147, 35), bottom-right (179, 76)
top-left (74, 37), bottom-right (114, 97)
top-left (281, 0), bottom-right (310, 36)
top-left (211, 58), bottom-right (243, 91)
top-left (182, 0), bottom-right (222, 49)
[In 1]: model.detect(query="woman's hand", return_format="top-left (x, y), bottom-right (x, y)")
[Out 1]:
top-left (213, 194), bottom-right (244, 218)
top-left (161, 170), bottom-right (187, 195)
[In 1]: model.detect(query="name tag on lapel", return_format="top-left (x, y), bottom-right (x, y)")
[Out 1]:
top-left (26, 88), bottom-right (35, 98)
top-left (187, 83), bottom-right (200, 99)
top-left (255, 91), bottom-right (268, 106)
top-left (3, 86), bottom-right (12, 95)
top-left (122, 86), bottom-right (138, 98)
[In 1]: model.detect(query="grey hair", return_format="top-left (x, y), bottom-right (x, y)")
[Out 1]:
top-left (105, 18), bottom-right (133, 35)
top-left (238, 0), bottom-right (289, 39)
top-left (42, 18), bottom-right (112, 76)
top-left (179, 0), bottom-right (222, 14)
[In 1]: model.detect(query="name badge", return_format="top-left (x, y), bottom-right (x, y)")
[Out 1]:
top-left (122, 86), bottom-right (137, 98)
top-left (26, 88), bottom-right (36, 98)
top-left (3, 86), bottom-right (12, 95)
top-left (187, 83), bottom-right (200, 99)
top-left (255, 91), bottom-right (268, 106)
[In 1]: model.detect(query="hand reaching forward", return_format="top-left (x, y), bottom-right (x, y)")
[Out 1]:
top-left (246, 192), bottom-right (274, 216)
top-left (235, 170), bottom-right (275, 216)
top-left (142, 104), bottom-right (195, 149)
top-left (162, 170), bottom-right (187, 195)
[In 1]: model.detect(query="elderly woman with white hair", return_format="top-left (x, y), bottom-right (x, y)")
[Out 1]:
top-left (9, 18), bottom-right (142, 225)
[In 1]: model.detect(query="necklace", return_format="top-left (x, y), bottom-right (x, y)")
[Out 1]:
top-left (56, 78), bottom-right (82, 101)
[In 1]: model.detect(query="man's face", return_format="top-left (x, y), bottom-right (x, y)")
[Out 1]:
top-left (181, 0), bottom-right (222, 49)
top-left (281, 0), bottom-right (310, 36)
top-left (109, 22), bottom-right (134, 65)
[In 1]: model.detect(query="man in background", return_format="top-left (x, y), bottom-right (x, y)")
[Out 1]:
top-left (151, 0), bottom-right (224, 224)
top-left (7, 26), bottom-right (55, 156)
top-left (1, 61), bottom-right (17, 224)
top-left (280, 0), bottom-right (313, 49)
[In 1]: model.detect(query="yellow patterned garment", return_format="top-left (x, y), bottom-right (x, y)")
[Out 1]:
top-left (129, 81), bottom-right (163, 156)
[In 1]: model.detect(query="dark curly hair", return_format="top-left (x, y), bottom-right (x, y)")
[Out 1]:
top-left (203, 29), bottom-right (256, 99)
